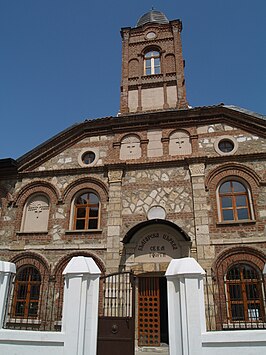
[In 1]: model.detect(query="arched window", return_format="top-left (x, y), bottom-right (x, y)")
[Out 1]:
top-left (144, 50), bottom-right (161, 75)
top-left (218, 180), bottom-right (252, 222)
top-left (21, 194), bottom-right (50, 232)
top-left (73, 191), bottom-right (100, 230)
top-left (226, 264), bottom-right (264, 322)
top-left (12, 266), bottom-right (41, 318)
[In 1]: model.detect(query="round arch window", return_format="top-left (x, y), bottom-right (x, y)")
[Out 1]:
top-left (218, 139), bottom-right (234, 153)
top-left (144, 50), bottom-right (161, 75)
top-left (214, 136), bottom-right (238, 155)
top-left (78, 148), bottom-right (99, 167)
top-left (82, 151), bottom-right (96, 165)
top-left (73, 191), bottom-right (100, 230)
top-left (225, 264), bottom-right (264, 322)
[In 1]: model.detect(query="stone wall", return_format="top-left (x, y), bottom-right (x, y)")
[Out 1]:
top-left (0, 112), bottom-right (265, 277)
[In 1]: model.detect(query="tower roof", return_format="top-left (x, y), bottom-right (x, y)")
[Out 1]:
top-left (136, 10), bottom-right (169, 27)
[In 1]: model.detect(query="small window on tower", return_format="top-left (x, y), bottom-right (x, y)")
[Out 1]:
top-left (144, 50), bottom-right (161, 75)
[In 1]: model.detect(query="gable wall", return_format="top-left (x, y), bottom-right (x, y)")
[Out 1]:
top-left (0, 116), bottom-right (265, 275)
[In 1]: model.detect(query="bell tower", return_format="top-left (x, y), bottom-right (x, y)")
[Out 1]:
top-left (120, 10), bottom-right (188, 115)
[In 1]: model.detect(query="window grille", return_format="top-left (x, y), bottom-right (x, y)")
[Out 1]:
top-left (4, 262), bottom-right (64, 331)
top-left (204, 262), bottom-right (266, 331)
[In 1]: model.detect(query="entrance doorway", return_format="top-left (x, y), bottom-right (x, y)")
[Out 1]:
top-left (138, 276), bottom-right (169, 346)
top-left (97, 272), bottom-right (135, 355)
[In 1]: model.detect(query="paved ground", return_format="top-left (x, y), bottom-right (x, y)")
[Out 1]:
top-left (135, 346), bottom-right (169, 355)
top-left (136, 352), bottom-right (168, 355)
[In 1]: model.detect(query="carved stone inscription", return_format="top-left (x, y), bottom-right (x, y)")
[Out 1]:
top-left (135, 231), bottom-right (181, 262)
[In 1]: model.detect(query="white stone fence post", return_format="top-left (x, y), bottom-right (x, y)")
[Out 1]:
top-left (61, 256), bottom-right (101, 355)
top-left (0, 256), bottom-right (101, 355)
top-left (165, 257), bottom-right (206, 355)
top-left (0, 261), bottom-right (16, 329)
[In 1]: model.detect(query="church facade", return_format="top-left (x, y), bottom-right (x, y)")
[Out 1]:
top-left (0, 10), bottom-right (266, 348)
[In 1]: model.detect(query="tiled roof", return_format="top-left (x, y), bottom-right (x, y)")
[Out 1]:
top-left (223, 105), bottom-right (266, 121)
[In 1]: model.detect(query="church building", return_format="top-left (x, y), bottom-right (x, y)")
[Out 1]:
top-left (0, 9), bottom-right (266, 350)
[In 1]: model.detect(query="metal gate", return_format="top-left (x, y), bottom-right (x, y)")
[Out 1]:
top-left (97, 272), bottom-right (135, 355)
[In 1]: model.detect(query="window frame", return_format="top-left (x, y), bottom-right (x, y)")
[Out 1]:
top-left (225, 263), bottom-right (265, 323)
top-left (216, 178), bottom-right (254, 223)
top-left (78, 148), bottom-right (99, 167)
top-left (214, 136), bottom-right (238, 156)
top-left (12, 266), bottom-right (42, 319)
top-left (71, 190), bottom-right (101, 231)
top-left (144, 50), bottom-right (161, 76)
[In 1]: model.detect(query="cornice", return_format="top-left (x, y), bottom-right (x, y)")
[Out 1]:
top-left (123, 19), bottom-right (182, 37)
top-left (18, 165), bottom-right (106, 179)
top-left (16, 106), bottom-right (266, 173)
top-left (129, 37), bottom-right (173, 47)
top-left (127, 24), bottom-right (173, 36)
top-left (16, 152), bottom-right (266, 181)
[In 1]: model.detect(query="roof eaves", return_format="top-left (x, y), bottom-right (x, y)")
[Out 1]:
top-left (17, 122), bottom-right (82, 163)
top-left (223, 105), bottom-right (266, 121)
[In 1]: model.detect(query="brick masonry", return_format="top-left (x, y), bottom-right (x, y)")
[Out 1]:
top-left (0, 117), bottom-right (265, 274)
top-left (0, 10), bottom-right (266, 344)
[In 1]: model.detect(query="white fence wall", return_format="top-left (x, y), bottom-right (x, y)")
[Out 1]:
top-left (0, 257), bottom-right (101, 355)
top-left (202, 330), bottom-right (266, 355)
top-left (166, 257), bottom-right (266, 355)
top-left (1, 257), bottom-right (266, 355)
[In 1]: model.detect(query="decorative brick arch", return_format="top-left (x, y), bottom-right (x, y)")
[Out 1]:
top-left (205, 163), bottom-right (261, 191)
top-left (214, 246), bottom-right (266, 273)
top-left (10, 251), bottom-right (50, 274)
top-left (14, 181), bottom-right (60, 206)
top-left (120, 133), bottom-right (141, 144)
top-left (53, 251), bottom-right (106, 276)
top-left (168, 128), bottom-right (191, 139)
top-left (141, 45), bottom-right (162, 57)
top-left (62, 177), bottom-right (108, 204)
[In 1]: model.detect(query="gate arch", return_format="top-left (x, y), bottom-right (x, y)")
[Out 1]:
top-left (121, 219), bottom-right (191, 347)
top-left (122, 219), bottom-right (191, 272)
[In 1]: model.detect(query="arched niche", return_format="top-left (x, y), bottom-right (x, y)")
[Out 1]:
top-left (121, 220), bottom-right (191, 271)
top-left (21, 194), bottom-right (50, 232)
top-left (169, 130), bottom-right (192, 156)
top-left (119, 134), bottom-right (141, 160)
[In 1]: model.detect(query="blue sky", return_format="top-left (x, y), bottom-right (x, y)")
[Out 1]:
top-left (1, 1), bottom-right (265, 159)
